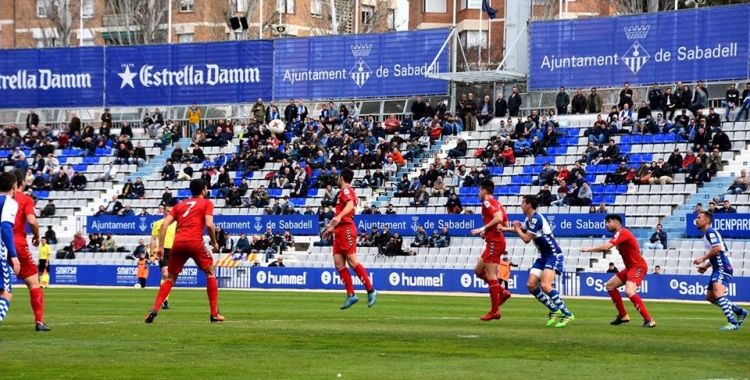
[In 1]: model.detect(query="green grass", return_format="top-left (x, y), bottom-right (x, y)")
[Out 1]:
top-left (1, 288), bottom-right (749, 380)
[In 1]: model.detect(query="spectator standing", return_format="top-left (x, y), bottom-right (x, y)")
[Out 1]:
top-left (555, 87), bottom-right (570, 115)
top-left (188, 103), bottom-right (201, 135)
top-left (647, 83), bottom-right (662, 112)
top-left (508, 86), bottom-right (522, 117)
top-left (570, 88), bottom-right (586, 114)
top-left (618, 82), bottom-right (634, 109)
top-left (494, 93), bottom-right (507, 118)
top-left (587, 88), bottom-right (603, 114)
top-left (734, 83), bottom-right (750, 122)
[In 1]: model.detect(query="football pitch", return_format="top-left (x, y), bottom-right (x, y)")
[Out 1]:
top-left (1, 288), bottom-right (748, 380)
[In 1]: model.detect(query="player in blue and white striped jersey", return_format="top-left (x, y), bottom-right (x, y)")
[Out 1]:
top-left (0, 172), bottom-right (20, 323)
top-left (692, 211), bottom-right (748, 331)
top-left (510, 195), bottom-right (574, 328)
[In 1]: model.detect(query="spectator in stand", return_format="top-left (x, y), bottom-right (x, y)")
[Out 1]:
top-left (596, 201), bottom-right (608, 213)
top-left (605, 161), bottom-right (630, 185)
top-left (118, 204), bottom-right (134, 216)
top-left (411, 226), bottom-right (429, 248)
top-left (653, 265), bottom-right (661, 275)
top-left (667, 148), bottom-right (683, 172)
top-left (648, 83), bottom-right (662, 113)
top-left (685, 156), bottom-right (708, 187)
top-left (550, 180), bottom-right (572, 207)
top-left (706, 108), bottom-right (721, 131)
top-left (714, 200), bottom-right (737, 214)
top-left (618, 103), bottom-right (633, 128)
top-left (618, 82), bottom-right (634, 109)
top-left (587, 87), bottom-right (603, 114)
top-left (40, 199), bottom-right (56, 217)
top-left (93, 162), bottom-right (117, 182)
top-left (649, 159), bottom-right (673, 185)
top-left (532, 163), bottom-right (556, 186)
top-left (692, 124), bottom-right (712, 152)
top-left (707, 201), bottom-right (718, 214)
top-left (688, 85), bottom-right (708, 116)
top-left (644, 224), bottom-right (668, 249)
top-left (722, 84), bottom-right (740, 122)
top-left (69, 231), bottom-right (87, 253)
top-left (555, 87), bottom-right (570, 115)
top-left (694, 203), bottom-right (704, 214)
top-left (432, 227), bottom-right (451, 248)
top-left (411, 97), bottom-right (426, 120)
top-left (734, 83), bottom-right (750, 122)
top-left (712, 128), bottom-right (732, 152)
top-left (432, 176), bottom-right (447, 197)
top-left (411, 186), bottom-right (430, 207)
top-left (478, 95), bottom-right (494, 126)
top-left (508, 86), bottom-right (522, 117)
top-left (536, 184), bottom-right (554, 206)
top-left (606, 262), bottom-right (619, 274)
top-left (448, 136), bottom-right (467, 158)
top-left (570, 182), bottom-right (593, 206)
top-left (680, 149), bottom-right (696, 173)
top-left (555, 165), bottom-right (570, 185)
top-left (662, 87), bottom-right (677, 121)
top-left (51, 168), bottom-right (70, 190)
top-left (720, 169), bottom-right (750, 196)
top-left (118, 178), bottom-right (135, 199)
top-left (445, 192), bottom-right (463, 214)
top-left (495, 93), bottom-right (507, 118)
top-left (45, 226), bottom-right (57, 245)
top-left (570, 88), bottom-right (586, 114)
top-left (101, 232), bottom-right (117, 252)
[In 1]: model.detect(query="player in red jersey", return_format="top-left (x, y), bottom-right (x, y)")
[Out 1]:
top-left (145, 179), bottom-right (222, 323)
top-left (582, 214), bottom-right (656, 327)
top-left (322, 167), bottom-right (377, 309)
top-left (470, 179), bottom-right (513, 321)
top-left (11, 170), bottom-right (48, 331)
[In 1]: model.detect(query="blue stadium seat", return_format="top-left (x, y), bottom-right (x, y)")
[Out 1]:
top-left (497, 187), bottom-right (509, 196)
top-left (233, 179), bottom-right (242, 186)
top-left (592, 195), bottom-right (603, 204)
top-left (619, 144), bottom-right (631, 154)
top-left (268, 189), bottom-right (282, 197)
top-left (83, 157), bottom-right (99, 164)
top-left (642, 153), bottom-right (653, 162)
top-left (288, 198), bottom-right (306, 206)
top-left (604, 195), bottom-right (616, 204)
top-left (631, 135), bottom-right (643, 144)
top-left (653, 134), bottom-right (665, 143)
top-left (96, 148), bottom-right (112, 156)
top-left (616, 185), bottom-right (628, 194)
top-left (642, 135), bottom-right (654, 144)
top-left (630, 153), bottom-right (642, 163)
top-left (35, 191), bottom-right (50, 199)
top-left (311, 169), bottom-right (321, 178)
top-left (62, 149), bottom-right (81, 156)
top-left (584, 174), bottom-right (596, 183)
top-left (592, 184), bottom-right (604, 194)
top-left (491, 166), bottom-right (504, 175)
top-left (72, 164), bottom-right (86, 172)
top-left (509, 185), bottom-right (521, 195)
top-left (604, 185), bottom-right (616, 194)
top-left (177, 189), bottom-right (192, 197)
top-left (523, 166), bottom-right (534, 175)
top-left (620, 135), bottom-right (631, 144)
top-left (510, 176), bottom-right (524, 185)
top-left (664, 134), bottom-right (676, 143)
top-left (606, 164), bottom-right (617, 172)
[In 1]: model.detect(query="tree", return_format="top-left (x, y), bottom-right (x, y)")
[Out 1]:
top-left (37, 0), bottom-right (76, 47)
top-left (104, 0), bottom-right (172, 45)
top-left (301, 0), bottom-right (395, 36)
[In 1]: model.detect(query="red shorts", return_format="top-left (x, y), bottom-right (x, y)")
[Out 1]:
top-left (168, 240), bottom-right (214, 275)
top-left (616, 264), bottom-right (648, 286)
top-left (481, 240), bottom-right (506, 264)
top-left (332, 224), bottom-right (357, 256)
top-left (14, 240), bottom-right (37, 279)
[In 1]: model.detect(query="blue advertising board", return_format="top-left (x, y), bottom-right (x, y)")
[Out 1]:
top-left (272, 29), bottom-right (449, 99)
top-left (105, 41), bottom-right (273, 106)
top-left (685, 213), bottom-right (750, 238)
top-left (86, 215), bottom-right (318, 235)
top-left (46, 264), bottom-right (205, 287)
top-left (529, 5), bottom-right (750, 90)
top-left (569, 272), bottom-right (750, 302)
top-left (251, 267), bottom-right (531, 294)
top-left (0, 47), bottom-right (104, 108)
top-left (354, 213), bottom-right (622, 237)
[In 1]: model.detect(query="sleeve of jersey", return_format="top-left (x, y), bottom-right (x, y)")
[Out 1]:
top-left (527, 215), bottom-right (543, 236)
top-left (206, 201), bottom-right (215, 216)
top-left (24, 198), bottom-right (36, 217)
top-left (707, 231), bottom-right (722, 247)
top-left (1, 199), bottom-right (18, 258)
top-left (609, 229), bottom-right (627, 246)
top-left (341, 188), bottom-right (354, 203)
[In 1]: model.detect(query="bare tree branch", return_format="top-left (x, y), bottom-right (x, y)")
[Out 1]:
top-left (299, 0), bottom-right (393, 35)
top-left (103, 0), bottom-right (171, 45)
top-left (39, 0), bottom-right (76, 47)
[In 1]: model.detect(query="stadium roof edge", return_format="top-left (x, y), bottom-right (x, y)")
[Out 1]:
top-left (425, 70), bottom-right (526, 84)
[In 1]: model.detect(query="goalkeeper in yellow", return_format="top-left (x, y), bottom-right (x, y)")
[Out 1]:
top-left (151, 199), bottom-right (177, 309)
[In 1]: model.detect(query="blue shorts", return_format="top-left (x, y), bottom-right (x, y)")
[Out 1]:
top-left (708, 268), bottom-right (733, 290)
top-left (531, 253), bottom-right (564, 275)
top-left (1, 257), bottom-right (12, 293)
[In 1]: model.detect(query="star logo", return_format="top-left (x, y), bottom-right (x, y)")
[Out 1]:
top-left (118, 65), bottom-right (137, 89)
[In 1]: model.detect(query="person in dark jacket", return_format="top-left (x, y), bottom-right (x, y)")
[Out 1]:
top-left (494, 93), bottom-right (507, 118)
top-left (712, 128), bottom-right (732, 152)
top-left (445, 193), bottom-right (463, 214)
top-left (556, 87), bottom-right (570, 115)
top-left (508, 86), bottom-right (522, 117)
top-left (570, 88), bottom-right (586, 114)
top-left (477, 95), bottom-right (494, 126)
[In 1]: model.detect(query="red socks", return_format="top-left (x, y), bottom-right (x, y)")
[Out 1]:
top-left (629, 294), bottom-right (652, 321)
top-left (207, 277), bottom-right (219, 316)
top-left (352, 264), bottom-right (373, 292)
top-left (488, 279), bottom-right (501, 313)
top-left (337, 267), bottom-right (355, 295)
top-left (29, 287), bottom-right (44, 324)
top-left (152, 279), bottom-right (174, 311)
top-left (608, 289), bottom-right (628, 317)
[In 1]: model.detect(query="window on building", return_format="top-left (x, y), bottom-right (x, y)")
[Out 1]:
top-left (37, 0), bottom-right (52, 17)
top-left (461, 0), bottom-right (482, 10)
top-left (387, 9), bottom-right (395, 29)
top-left (180, 0), bottom-right (194, 12)
top-left (237, 0), bottom-right (247, 12)
top-left (82, 0), bottom-right (95, 19)
top-left (459, 30), bottom-right (487, 48)
top-left (423, 0), bottom-right (446, 13)
top-left (361, 5), bottom-right (373, 24)
top-left (276, 0), bottom-right (295, 14)
top-left (311, 0), bottom-right (322, 17)
top-left (178, 33), bottom-right (194, 43)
